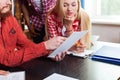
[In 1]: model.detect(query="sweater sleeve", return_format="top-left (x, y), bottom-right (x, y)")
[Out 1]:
top-left (0, 16), bottom-right (49, 67)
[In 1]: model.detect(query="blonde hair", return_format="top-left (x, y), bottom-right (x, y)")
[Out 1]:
top-left (53, 0), bottom-right (81, 20)
top-left (45, 0), bottom-right (91, 49)
top-left (80, 9), bottom-right (91, 49)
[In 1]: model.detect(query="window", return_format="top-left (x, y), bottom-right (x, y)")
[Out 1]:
top-left (84, 0), bottom-right (120, 24)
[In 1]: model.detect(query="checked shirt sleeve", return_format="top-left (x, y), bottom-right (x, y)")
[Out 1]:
top-left (41, 0), bottom-right (57, 13)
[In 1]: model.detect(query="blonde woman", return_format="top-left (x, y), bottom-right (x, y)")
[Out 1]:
top-left (46, 0), bottom-right (91, 53)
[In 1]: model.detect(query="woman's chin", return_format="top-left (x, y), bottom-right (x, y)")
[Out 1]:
top-left (66, 16), bottom-right (73, 18)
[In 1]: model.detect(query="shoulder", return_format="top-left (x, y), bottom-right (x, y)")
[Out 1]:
top-left (47, 12), bottom-right (58, 20)
top-left (6, 15), bottom-right (21, 28)
top-left (5, 15), bottom-right (17, 23)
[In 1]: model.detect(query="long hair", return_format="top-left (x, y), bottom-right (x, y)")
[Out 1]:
top-left (80, 9), bottom-right (91, 49)
top-left (45, 0), bottom-right (91, 49)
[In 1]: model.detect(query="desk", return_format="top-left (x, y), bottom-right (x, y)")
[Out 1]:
top-left (0, 41), bottom-right (120, 80)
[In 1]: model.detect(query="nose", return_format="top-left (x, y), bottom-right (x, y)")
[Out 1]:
top-left (67, 5), bottom-right (72, 11)
top-left (6, 0), bottom-right (12, 5)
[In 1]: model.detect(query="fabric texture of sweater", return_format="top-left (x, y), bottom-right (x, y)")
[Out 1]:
top-left (0, 15), bottom-right (48, 67)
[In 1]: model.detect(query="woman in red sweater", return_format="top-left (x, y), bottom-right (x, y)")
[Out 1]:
top-left (0, 0), bottom-right (66, 67)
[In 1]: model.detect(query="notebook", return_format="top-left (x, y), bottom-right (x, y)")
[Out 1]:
top-left (91, 46), bottom-right (120, 65)
top-left (67, 50), bottom-right (93, 58)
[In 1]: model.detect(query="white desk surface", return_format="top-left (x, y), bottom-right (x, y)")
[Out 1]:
top-left (90, 41), bottom-right (120, 52)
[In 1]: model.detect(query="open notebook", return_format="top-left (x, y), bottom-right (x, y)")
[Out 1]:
top-left (67, 50), bottom-right (93, 58)
top-left (91, 46), bottom-right (120, 65)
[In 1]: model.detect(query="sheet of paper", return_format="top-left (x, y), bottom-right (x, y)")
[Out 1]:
top-left (67, 50), bottom-right (94, 58)
top-left (48, 30), bottom-right (88, 58)
top-left (0, 71), bottom-right (25, 80)
top-left (43, 73), bottom-right (79, 80)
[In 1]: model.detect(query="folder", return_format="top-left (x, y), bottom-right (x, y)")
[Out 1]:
top-left (91, 46), bottom-right (120, 65)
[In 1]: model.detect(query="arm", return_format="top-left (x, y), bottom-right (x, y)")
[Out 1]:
top-left (0, 16), bottom-right (66, 67)
top-left (46, 14), bottom-right (59, 38)
top-left (41, 0), bottom-right (57, 13)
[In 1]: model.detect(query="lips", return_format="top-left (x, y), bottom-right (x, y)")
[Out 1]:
top-left (3, 5), bottom-right (9, 9)
top-left (1, 5), bottom-right (10, 12)
top-left (66, 12), bottom-right (73, 18)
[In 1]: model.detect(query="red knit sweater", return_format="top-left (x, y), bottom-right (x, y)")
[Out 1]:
top-left (0, 15), bottom-right (48, 67)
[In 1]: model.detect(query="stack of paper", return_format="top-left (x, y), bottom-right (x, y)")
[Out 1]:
top-left (0, 71), bottom-right (25, 80)
top-left (43, 73), bottom-right (79, 80)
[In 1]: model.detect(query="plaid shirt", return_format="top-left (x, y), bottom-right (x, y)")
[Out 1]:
top-left (28, 0), bottom-right (57, 31)
top-left (47, 12), bottom-right (80, 38)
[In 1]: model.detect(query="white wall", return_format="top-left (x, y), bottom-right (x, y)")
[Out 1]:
top-left (92, 23), bottom-right (120, 43)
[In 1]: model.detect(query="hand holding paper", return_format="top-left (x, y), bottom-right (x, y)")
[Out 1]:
top-left (48, 30), bottom-right (88, 58)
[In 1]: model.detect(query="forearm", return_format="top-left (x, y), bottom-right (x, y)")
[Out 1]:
top-left (0, 42), bottom-right (48, 67)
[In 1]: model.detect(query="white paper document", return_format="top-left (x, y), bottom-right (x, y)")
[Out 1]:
top-left (48, 30), bottom-right (88, 58)
top-left (0, 71), bottom-right (25, 80)
top-left (43, 73), bottom-right (79, 80)
top-left (67, 50), bottom-right (93, 58)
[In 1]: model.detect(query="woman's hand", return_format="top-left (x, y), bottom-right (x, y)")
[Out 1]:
top-left (75, 44), bottom-right (86, 53)
top-left (0, 70), bottom-right (9, 75)
top-left (69, 41), bottom-right (86, 53)
top-left (44, 36), bottom-right (66, 50)
top-left (51, 51), bottom-right (67, 61)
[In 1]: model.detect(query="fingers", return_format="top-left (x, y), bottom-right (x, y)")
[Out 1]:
top-left (61, 51), bottom-right (66, 59)
top-left (0, 70), bottom-right (9, 75)
top-left (76, 44), bottom-right (86, 53)
top-left (54, 52), bottom-right (66, 61)
top-left (56, 36), bottom-right (66, 47)
top-left (55, 54), bottom-right (59, 61)
top-left (44, 36), bottom-right (66, 50)
top-left (76, 47), bottom-right (84, 53)
top-left (69, 43), bottom-right (86, 53)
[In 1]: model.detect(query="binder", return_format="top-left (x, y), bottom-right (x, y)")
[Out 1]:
top-left (91, 46), bottom-right (120, 65)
